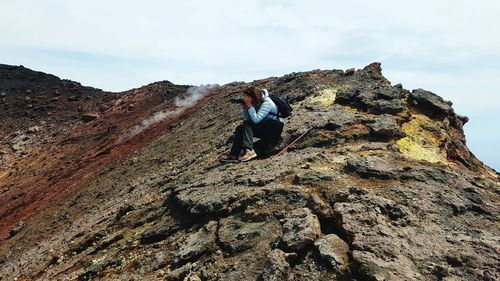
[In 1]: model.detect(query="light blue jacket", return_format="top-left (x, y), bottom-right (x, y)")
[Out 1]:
top-left (244, 89), bottom-right (282, 124)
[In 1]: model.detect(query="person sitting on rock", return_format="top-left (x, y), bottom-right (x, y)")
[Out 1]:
top-left (221, 87), bottom-right (284, 162)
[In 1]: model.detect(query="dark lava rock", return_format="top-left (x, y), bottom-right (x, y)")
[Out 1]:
top-left (334, 191), bottom-right (422, 280)
top-left (401, 167), bottom-right (447, 183)
top-left (363, 62), bottom-right (383, 79)
top-left (314, 234), bottom-right (350, 275)
top-left (335, 88), bottom-right (360, 105)
top-left (69, 232), bottom-right (105, 255)
top-left (409, 89), bottom-right (453, 119)
top-left (293, 171), bottom-right (333, 185)
top-left (115, 204), bottom-right (134, 221)
top-left (165, 262), bottom-right (196, 281)
top-left (175, 221), bottom-right (217, 263)
top-left (345, 156), bottom-right (400, 179)
top-left (78, 257), bottom-right (121, 280)
top-left (173, 184), bottom-right (264, 216)
top-left (334, 186), bottom-right (498, 281)
top-left (8, 222), bottom-right (24, 238)
top-left (81, 113), bottom-right (99, 122)
top-left (280, 208), bottom-right (321, 252)
top-left (260, 249), bottom-right (292, 281)
top-left (336, 87), bottom-right (405, 115)
top-left (457, 114), bottom-right (469, 124)
top-left (367, 99), bottom-right (405, 114)
top-left (139, 216), bottom-right (179, 245)
top-left (218, 217), bottom-right (267, 254)
top-left (366, 115), bottom-right (404, 139)
top-left (91, 233), bottom-right (124, 254)
top-left (344, 68), bottom-right (356, 76)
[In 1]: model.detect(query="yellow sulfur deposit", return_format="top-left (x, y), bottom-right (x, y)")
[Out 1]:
top-left (345, 106), bottom-right (358, 113)
top-left (396, 113), bottom-right (449, 164)
top-left (306, 88), bottom-right (337, 106)
top-left (0, 169), bottom-right (13, 181)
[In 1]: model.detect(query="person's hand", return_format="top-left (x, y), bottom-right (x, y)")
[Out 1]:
top-left (243, 94), bottom-right (253, 108)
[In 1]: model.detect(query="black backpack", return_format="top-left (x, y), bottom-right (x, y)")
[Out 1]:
top-left (270, 95), bottom-right (293, 118)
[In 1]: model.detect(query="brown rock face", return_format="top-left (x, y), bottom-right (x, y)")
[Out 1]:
top-left (0, 63), bottom-right (498, 281)
top-left (81, 112), bottom-right (99, 122)
top-left (314, 234), bottom-right (350, 275)
top-left (280, 208), bottom-right (322, 252)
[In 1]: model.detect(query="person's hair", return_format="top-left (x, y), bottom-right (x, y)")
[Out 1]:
top-left (243, 87), bottom-right (264, 106)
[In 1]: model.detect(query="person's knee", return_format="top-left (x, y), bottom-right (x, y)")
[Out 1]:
top-left (237, 120), bottom-right (252, 132)
top-left (235, 122), bottom-right (249, 133)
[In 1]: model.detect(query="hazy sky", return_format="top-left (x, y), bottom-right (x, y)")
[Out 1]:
top-left (1, 0), bottom-right (499, 170)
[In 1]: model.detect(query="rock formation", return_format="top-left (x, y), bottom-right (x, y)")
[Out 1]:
top-left (0, 63), bottom-right (498, 280)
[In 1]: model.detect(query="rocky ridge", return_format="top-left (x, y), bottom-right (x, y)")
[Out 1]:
top-left (0, 63), bottom-right (498, 280)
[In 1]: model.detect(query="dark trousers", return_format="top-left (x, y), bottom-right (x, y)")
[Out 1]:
top-left (230, 119), bottom-right (284, 156)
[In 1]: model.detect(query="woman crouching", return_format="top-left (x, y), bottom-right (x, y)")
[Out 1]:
top-left (221, 87), bottom-right (284, 162)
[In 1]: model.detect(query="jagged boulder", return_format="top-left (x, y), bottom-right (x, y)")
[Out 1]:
top-left (353, 251), bottom-right (424, 281)
top-left (218, 217), bottom-right (276, 254)
top-left (409, 89), bottom-right (453, 119)
top-left (260, 249), bottom-right (293, 281)
top-left (173, 184), bottom-right (265, 215)
top-left (314, 234), bottom-right (350, 275)
top-left (334, 186), bottom-right (499, 281)
top-left (138, 215), bottom-right (179, 244)
top-left (335, 83), bottom-right (406, 115)
top-left (81, 112), bottom-right (99, 122)
top-left (293, 170), bottom-right (333, 185)
top-left (165, 262), bottom-right (196, 281)
top-left (280, 208), bottom-right (321, 252)
top-left (175, 221), bottom-right (218, 263)
top-left (365, 114), bottom-right (404, 139)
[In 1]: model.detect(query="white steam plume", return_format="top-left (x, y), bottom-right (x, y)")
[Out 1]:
top-left (119, 84), bottom-right (218, 142)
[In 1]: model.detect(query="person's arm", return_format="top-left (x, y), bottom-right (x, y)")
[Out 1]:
top-left (247, 100), bottom-right (273, 124)
top-left (243, 105), bottom-right (250, 120)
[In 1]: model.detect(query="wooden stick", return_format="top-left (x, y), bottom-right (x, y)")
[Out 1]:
top-left (273, 129), bottom-right (311, 158)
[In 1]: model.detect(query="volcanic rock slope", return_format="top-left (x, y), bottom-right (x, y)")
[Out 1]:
top-left (0, 63), bottom-right (498, 281)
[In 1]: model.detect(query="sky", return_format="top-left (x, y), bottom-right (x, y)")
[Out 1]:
top-left (1, 0), bottom-right (499, 170)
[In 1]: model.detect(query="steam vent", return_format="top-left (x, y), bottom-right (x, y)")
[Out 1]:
top-left (0, 63), bottom-right (498, 280)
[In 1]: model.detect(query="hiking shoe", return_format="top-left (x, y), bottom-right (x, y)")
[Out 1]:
top-left (220, 154), bottom-right (239, 163)
top-left (238, 149), bottom-right (257, 162)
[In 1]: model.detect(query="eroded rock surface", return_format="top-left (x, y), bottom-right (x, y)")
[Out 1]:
top-left (314, 234), bottom-right (350, 276)
top-left (345, 156), bottom-right (400, 179)
top-left (260, 249), bottom-right (292, 281)
top-left (0, 63), bottom-right (498, 281)
top-left (280, 208), bottom-right (321, 252)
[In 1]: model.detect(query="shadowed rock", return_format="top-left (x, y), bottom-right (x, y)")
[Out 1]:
top-left (280, 208), bottom-right (321, 252)
top-left (409, 89), bottom-right (453, 119)
top-left (139, 215), bottom-right (179, 245)
top-left (366, 115), bottom-right (404, 139)
top-left (218, 217), bottom-right (274, 254)
top-left (175, 221), bottom-right (217, 263)
top-left (293, 171), bottom-right (333, 185)
top-left (314, 234), bottom-right (350, 276)
top-left (173, 185), bottom-right (265, 216)
top-left (260, 249), bottom-right (293, 281)
top-left (81, 112), bottom-right (99, 122)
top-left (334, 187), bottom-right (498, 281)
top-left (335, 83), bottom-right (406, 115)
